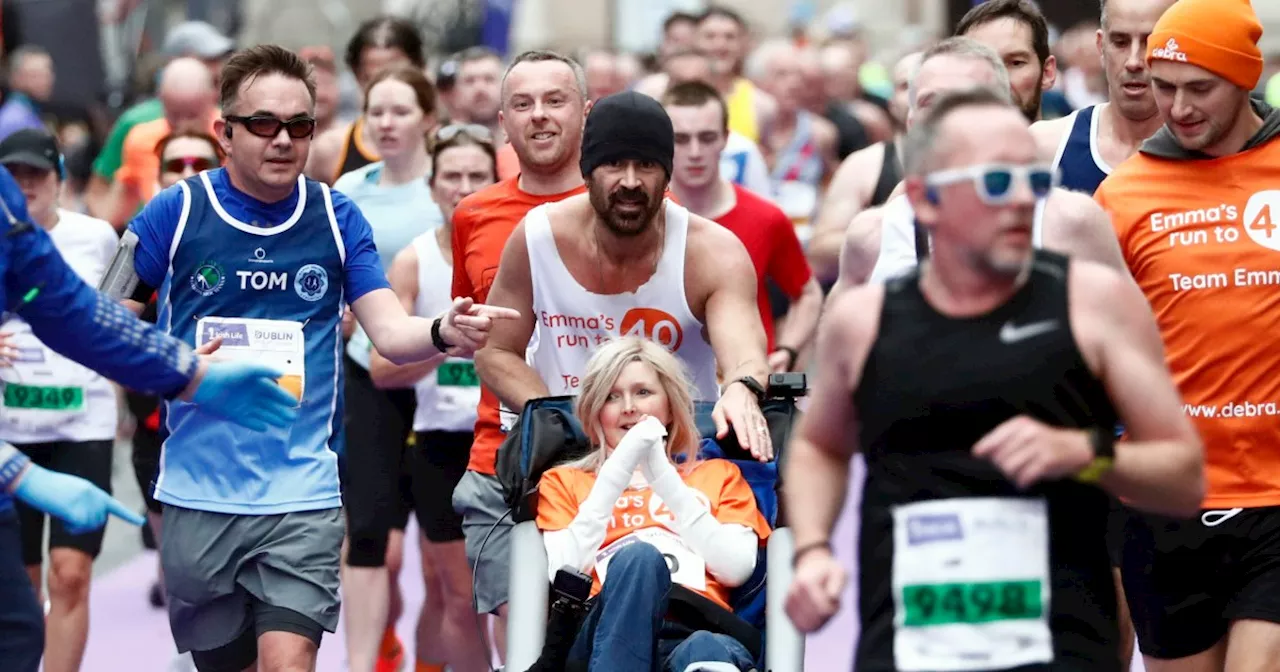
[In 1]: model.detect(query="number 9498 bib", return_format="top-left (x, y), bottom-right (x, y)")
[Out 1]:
top-left (891, 497), bottom-right (1052, 672)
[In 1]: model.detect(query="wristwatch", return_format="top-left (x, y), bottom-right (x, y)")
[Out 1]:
top-left (1074, 428), bottom-right (1116, 484)
top-left (430, 316), bottom-right (451, 352)
top-left (724, 376), bottom-right (766, 403)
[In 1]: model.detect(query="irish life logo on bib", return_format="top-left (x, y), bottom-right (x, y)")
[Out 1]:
top-left (197, 317), bottom-right (306, 404)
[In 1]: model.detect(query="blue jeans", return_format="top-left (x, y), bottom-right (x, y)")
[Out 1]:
top-left (568, 543), bottom-right (756, 672)
top-left (0, 509), bottom-right (43, 672)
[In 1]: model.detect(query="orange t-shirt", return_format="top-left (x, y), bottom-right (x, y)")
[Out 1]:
top-left (535, 458), bottom-right (771, 610)
top-left (452, 176), bottom-right (587, 473)
top-left (116, 117), bottom-right (217, 204)
top-left (1095, 137), bottom-right (1280, 509)
top-left (496, 143), bottom-right (520, 181)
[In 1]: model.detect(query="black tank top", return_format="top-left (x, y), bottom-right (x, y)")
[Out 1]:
top-left (869, 140), bottom-right (902, 207)
top-left (852, 250), bottom-right (1120, 672)
top-left (335, 118), bottom-right (377, 182)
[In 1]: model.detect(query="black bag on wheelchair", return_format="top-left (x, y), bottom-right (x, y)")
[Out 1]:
top-left (496, 396), bottom-right (591, 524)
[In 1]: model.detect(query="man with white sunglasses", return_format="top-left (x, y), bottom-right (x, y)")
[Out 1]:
top-left (828, 37), bottom-right (1126, 296)
top-left (783, 84), bottom-right (1204, 672)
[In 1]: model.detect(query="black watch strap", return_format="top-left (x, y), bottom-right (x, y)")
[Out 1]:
top-left (1091, 426), bottom-right (1116, 460)
top-left (726, 376), bottom-right (766, 403)
top-left (431, 316), bottom-right (451, 353)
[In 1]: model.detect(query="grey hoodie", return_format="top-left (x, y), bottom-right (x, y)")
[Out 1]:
top-left (1139, 98), bottom-right (1280, 160)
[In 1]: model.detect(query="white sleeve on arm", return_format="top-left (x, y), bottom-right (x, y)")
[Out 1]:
top-left (650, 467), bottom-right (760, 587)
top-left (541, 460), bottom-right (633, 584)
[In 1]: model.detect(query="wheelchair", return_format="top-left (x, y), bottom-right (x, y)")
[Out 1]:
top-left (496, 373), bottom-right (809, 672)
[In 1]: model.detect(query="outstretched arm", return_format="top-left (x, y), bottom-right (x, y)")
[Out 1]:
top-left (6, 212), bottom-right (198, 399)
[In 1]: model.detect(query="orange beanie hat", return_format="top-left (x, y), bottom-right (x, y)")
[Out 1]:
top-left (1146, 0), bottom-right (1264, 91)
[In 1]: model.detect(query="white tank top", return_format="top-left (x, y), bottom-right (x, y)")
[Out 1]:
top-left (410, 232), bottom-right (481, 433)
top-left (523, 201), bottom-right (721, 402)
top-left (868, 194), bottom-right (1046, 283)
top-left (1, 211), bottom-right (120, 443)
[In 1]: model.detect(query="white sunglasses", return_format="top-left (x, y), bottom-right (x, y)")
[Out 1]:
top-left (925, 163), bottom-right (1059, 205)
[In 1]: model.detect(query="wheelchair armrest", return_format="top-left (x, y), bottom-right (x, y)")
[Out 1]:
top-left (766, 528), bottom-right (805, 672)
top-left (507, 521), bottom-right (550, 671)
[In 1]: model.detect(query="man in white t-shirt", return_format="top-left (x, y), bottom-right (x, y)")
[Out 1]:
top-left (0, 129), bottom-right (120, 672)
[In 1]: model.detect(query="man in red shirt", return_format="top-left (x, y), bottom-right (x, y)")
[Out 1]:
top-left (450, 49), bottom-right (588, 654)
top-left (661, 81), bottom-right (821, 372)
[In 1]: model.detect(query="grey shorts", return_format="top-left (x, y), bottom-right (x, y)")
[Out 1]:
top-left (160, 505), bottom-right (344, 654)
top-left (452, 469), bottom-right (513, 615)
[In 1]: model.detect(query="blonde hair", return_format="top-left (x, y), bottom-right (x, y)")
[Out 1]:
top-left (569, 337), bottom-right (701, 474)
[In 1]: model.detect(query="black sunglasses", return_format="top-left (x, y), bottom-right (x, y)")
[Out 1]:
top-left (434, 123), bottom-right (493, 144)
top-left (162, 156), bottom-right (219, 174)
top-left (225, 115), bottom-right (317, 140)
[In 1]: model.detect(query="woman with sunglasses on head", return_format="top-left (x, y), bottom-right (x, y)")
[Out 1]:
top-left (368, 125), bottom-right (498, 672)
top-left (333, 63), bottom-right (448, 672)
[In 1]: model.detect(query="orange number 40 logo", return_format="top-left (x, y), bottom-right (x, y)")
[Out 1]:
top-left (620, 308), bottom-right (684, 351)
top-left (1245, 192), bottom-right (1280, 250)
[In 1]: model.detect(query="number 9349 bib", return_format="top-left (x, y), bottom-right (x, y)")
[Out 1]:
top-left (0, 326), bottom-right (95, 433)
top-left (891, 497), bottom-right (1052, 672)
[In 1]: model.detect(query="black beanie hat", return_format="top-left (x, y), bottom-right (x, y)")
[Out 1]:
top-left (580, 91), bottom-right (675, 179)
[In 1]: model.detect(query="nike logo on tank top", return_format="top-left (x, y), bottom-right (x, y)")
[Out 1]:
top-left (852, 250), bottom-right (1123, 672)
top-left (518, 201), bottom-right (720, 411)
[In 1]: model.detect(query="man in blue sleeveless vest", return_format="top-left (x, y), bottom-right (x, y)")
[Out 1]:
top-left (112, 45), bottom-right (516, 672)
top-left (1030, 0), bottom-right (1176, 194)
top-left (0, 159), bottom-right (301, 671)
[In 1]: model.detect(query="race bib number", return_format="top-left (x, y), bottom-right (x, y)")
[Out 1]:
top-left (0, 324), bottom-right (98, 433)
top-left (891, 497), bottom-right (1052, 672)
top-left (437, 361), bottom-right (479, 387)
top-left (3, 384), bottom-right (83, 411)
top-left (595, 527), bottom-right (707, 592)
top-left (196, 317), bottom-right (306, 404)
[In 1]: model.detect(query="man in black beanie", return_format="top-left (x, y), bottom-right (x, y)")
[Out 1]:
top-left (578, 91), bottom-right (676, 237)
top-left (478, 86), bottom-right (774, 470)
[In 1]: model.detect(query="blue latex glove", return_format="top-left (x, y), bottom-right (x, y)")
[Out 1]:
top-left (13, 464), bottom-right (145, 534)
top-left (192, 360), bottom-right (299, 432)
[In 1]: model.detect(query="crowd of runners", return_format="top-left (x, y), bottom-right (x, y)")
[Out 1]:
top-left (0, 1), bottom-right (1278, 672)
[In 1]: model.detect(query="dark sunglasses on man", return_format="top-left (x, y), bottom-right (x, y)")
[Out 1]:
top-left (224, 115), bottom-right (317, 140)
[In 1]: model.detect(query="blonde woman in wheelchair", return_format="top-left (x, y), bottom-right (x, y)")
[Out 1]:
top-left (535, 336), bottom-right (771, 672)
